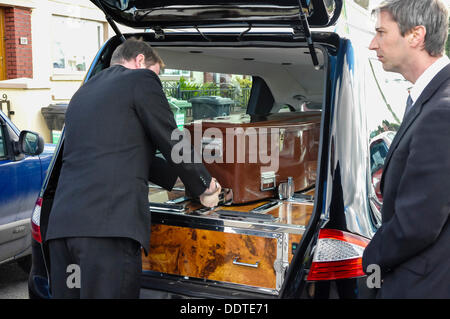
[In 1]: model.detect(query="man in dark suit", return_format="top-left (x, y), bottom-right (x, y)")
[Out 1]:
top-left (363, 0), bottom-right (450, 298)
top-left (45, 38), bottom-right (221, 298)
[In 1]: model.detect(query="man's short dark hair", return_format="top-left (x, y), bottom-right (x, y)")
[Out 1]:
top-left (110, 37), bottom-right (165, 68)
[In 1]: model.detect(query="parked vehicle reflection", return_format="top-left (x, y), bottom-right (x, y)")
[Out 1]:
top-left (370, 131), bottom-right (395, 204)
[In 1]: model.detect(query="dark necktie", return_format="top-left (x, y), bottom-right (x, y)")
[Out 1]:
top-left (404, 94), bottom-right (413, 118)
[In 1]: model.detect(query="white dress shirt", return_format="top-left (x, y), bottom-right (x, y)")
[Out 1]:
top-left (409, 55), bottom-right (450, 106)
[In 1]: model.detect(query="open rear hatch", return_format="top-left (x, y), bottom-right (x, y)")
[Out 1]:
top-left (91, 0), bottom-right (342, 28)
top-left (91, 0), bottom-right (342, 67)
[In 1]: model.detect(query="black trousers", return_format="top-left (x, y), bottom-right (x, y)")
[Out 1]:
top-left (48, 237), bottom-right (142, 299)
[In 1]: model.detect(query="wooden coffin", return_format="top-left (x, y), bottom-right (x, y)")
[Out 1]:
top-left (142, 199), bottom-right (313, 295)
top-left (184, 112), bottom-right (320, 204)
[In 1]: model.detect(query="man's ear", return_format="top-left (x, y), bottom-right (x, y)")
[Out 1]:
top-left (135, 54), bottom-right (146, 68)
top-left (407, 25), bottom-right (426, 50)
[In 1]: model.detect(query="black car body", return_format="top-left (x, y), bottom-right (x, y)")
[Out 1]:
top-left (29, 0), bottom-right (407, 299)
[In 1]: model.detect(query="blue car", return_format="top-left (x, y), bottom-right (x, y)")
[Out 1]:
top-left (0, 109), bottom-right (54, 272)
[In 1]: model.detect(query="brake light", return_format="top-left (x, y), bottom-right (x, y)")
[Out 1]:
top-left (372, 168), bottom-right (384, 202)
top-left (306, 229), bottom-right (370, 281)
top-left (372, 176), bottom-right (383, 202)
top-left (31, 197), bottom-right (43, 243)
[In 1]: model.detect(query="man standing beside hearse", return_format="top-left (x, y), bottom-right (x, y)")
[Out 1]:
top-left (362, 0), bottom-right (450, 298)
top-left (45, 38), bottom-right (221, 298)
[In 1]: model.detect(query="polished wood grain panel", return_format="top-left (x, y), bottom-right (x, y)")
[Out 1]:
top-left (215, 199), bottom-right (313, 227)
top-left (143, 225), bottom-right (278, 289)
top-left (267, 202), bottom-right (313, 226)
top-left (144, 186), bottom-right (315, 289)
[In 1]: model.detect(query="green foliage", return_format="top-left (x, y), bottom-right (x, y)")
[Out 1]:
top-left (178, 76), bottom-right (200, 90)
top-left (370, 120), bottom-right (400, 139)
top-left (200, 81), bottom-right (219, 90)
top-left (178, 77), bottom-right (220, 91)
top-left (235, 77), bottom-right (252, 89)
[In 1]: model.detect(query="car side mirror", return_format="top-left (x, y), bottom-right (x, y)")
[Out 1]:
top-left (18, 130), bottom-right (44, 156)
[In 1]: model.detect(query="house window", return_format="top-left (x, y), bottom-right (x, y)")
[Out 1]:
top-left (51, 15), bottom-right (104, 74)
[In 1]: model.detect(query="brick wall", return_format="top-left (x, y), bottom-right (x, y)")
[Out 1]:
top-left (4, 7), bottom-right (33, 79)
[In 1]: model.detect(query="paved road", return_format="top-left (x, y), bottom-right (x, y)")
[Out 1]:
top-left (0, 261), bottom-right (28, 299)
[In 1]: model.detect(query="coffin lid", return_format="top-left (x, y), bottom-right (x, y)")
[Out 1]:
top-left (187, 112), bottom-right (322, 129)
top-left (90, 0), bottom-right (342, 29)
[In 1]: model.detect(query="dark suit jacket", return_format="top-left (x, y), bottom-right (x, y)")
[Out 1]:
top-left (362, 64), bottom-right (450, 298)
top-left (45, 65), bottom-right (211, 253)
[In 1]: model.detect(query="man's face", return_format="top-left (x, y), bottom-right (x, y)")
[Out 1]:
top-left (369, 10), bottom-right (410, 73)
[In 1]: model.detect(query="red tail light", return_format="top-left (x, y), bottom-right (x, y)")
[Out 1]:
top-left (306, 229), bottom-right (370, 281)
top-left (31, 197), bottom-right (43, 243)
top-left (372, 168), bottom-right (383, 202)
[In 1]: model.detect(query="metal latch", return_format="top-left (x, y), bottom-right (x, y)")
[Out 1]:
top-left (261, 171), bottom-right (276, 191)
top-left (279, 128), bottom-right (285, 152)
top-left (278, 176), bottom-right (295, 200)
top-left (153, 27), bottom-right (165, 40)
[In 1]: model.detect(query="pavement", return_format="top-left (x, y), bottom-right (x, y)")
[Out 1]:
top-left (0, 261), bottom-right (28, 299)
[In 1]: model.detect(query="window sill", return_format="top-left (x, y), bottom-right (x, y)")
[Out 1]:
top-left (0, 0), bottom-right (36, 9)
top-left (0, 78), bottom-right (50, 90)
top-left (50, 74), bottom-right (86, 81)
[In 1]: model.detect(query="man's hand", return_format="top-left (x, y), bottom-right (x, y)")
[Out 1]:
top-left (199, 178), bottom-right (221, 208)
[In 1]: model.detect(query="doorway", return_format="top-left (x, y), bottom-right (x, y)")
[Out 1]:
top-left (0, 8), bottom-right (6, 80)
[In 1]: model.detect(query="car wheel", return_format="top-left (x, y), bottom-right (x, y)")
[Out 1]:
top-left (28, 274), bottom-right (51, 299)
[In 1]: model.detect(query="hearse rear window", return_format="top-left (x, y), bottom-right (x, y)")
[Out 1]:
top-left (161, 70), bottom-right (252, 127)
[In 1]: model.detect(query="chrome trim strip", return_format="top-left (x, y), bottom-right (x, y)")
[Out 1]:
top-left (151, 210), bottom-right (306, 237)
top-left (142, 270), bottom-right (279, 296)
top-left (250, 200), bottom-right (282, 214)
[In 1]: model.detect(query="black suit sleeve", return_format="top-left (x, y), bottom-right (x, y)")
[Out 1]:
top-left (148, 156), bottom-right (178, 191)
top-left (363, 102), bottom-right (450, 273)
top-left (133, 71), bottom-right (211, 197)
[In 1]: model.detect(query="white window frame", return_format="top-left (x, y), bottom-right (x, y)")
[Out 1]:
top-left (51, 15), bottom-right (104, 75)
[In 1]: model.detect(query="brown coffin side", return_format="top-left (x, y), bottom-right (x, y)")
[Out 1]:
top-left (185, 112), bottom-right (321, 203)
top-left (142, 201), bottom-right (313, 290)
top-left (143, 225), bottom-right (278, 289)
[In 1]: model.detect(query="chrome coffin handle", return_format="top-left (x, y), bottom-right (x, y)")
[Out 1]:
top-left (233, 257), bottom-right (259, 268)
